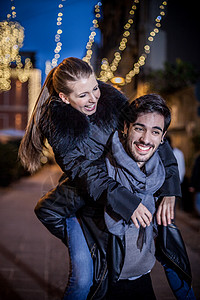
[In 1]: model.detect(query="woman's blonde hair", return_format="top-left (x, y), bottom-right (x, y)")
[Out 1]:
top-left (18, 57), bottom-right (93, 173)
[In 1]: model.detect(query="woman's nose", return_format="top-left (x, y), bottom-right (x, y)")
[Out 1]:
top-left (89, 92), bottom-right (96, 102)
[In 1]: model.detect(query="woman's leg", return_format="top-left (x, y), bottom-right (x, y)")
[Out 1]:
top-left (163, 265), bottom-right (196, 300)
top-left (63, 217), bottom-right (93, 300)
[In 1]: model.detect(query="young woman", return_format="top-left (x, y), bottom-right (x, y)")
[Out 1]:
top-left (19, 57), bottom-right (182, 299)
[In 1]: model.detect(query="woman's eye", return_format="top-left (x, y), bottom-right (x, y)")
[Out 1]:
top-left (93, 86), bottom-right (99, 91)
top-left (79, 94), bottom-right (86, 98)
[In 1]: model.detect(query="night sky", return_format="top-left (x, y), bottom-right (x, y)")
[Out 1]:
top-left (0, 0), bottom-right (101, 82)
top-left (0, 0), bottom-right (199, 84)
top-left (162, 1), bottom-right (200, 73)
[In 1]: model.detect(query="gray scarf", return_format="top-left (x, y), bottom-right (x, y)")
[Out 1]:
top-left (105, 131), bottom-right (165, 251)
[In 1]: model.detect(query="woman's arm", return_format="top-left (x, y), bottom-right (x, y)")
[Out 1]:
top-left (34, 156), bottom-right (141, 242)
top-left (35, 139), bottom-right (181, 240)
top-left (35, 137), bottom-right (181, 242)
top-left (54, 147), bottom-right (141, 223)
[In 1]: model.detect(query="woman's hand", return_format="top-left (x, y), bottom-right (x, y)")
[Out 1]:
top-left (156, 196), bottom-right (175, 226)
top-left (131, 203), bottom-right (152, 228)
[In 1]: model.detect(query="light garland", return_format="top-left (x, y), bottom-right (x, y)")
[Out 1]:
top-left (7, 0), bottom-right (16, 20)
top-left (0, 0), bottom-right (32, 92)
top-left (97, 0), bottom-right (167, 86)
top-left (125, 0), bottom-right (168, 84)
top-left (99, 0), bottom-right (139, 82)
top-left (16, 55), bottom-right (32, 83)
top-left (82, 2), bottom-right (102, 64)
top-left (0, 19), bottom-right (24, 91)
top-left (46, 0), bottom-right (65, 73)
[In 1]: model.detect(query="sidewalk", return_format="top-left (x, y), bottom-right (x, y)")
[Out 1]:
top-left (0, 164), bottom-right (199, 300)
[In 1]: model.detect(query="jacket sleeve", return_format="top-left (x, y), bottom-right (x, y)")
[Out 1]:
top-left (158, 139), bottom-right (182, 197)
top-left (54, 147), bottom-right (141, 223)
top-left (34, 153), bottom-right (141, 242)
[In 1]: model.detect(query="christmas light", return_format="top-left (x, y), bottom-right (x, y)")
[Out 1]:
top-left (97, 0), bottom-right (167, 85)
top-left (45, 0), bottom-right (65, 74)
top-left (82, 2), bottom-right (102, 64)
top-left (0, 0), bottom-right (32, 92)
top-left (125, 0), bottom-right (168, 84)
top-left (98, 0), bottom-right (139, 82)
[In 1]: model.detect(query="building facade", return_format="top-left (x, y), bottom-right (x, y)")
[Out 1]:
top-left (0, 69), bottom-right (41, 133)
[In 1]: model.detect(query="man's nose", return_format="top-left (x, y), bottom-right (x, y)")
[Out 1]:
top-left (140, 131), bottom-right (151, 144)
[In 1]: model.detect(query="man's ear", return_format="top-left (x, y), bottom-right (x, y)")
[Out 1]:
top-left (161, 131), bottom-right (167, 144)
top-left (59, 92), bottom-right (70, 104)
top-left (123, 121), bottom-right (128, 135)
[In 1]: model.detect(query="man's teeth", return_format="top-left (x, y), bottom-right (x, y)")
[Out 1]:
top-left (137, 145), bottom-right (151, 150)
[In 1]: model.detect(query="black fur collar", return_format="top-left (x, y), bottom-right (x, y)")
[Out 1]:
top-left (44, 81), bottom-right (128, 153)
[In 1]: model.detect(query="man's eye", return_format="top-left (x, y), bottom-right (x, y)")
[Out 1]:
top-left (152, 131), bottom-right (160, 135)
top-left (135, 127), bottom-right (143, 131)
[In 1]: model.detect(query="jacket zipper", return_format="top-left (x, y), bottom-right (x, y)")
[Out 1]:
top-left (89, 263), bottom-right (108, 300)
top-left (90, 243), bottom-right (97, 258)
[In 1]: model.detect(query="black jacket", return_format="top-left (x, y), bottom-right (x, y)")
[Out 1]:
top-left (35, 81), bottom-right (181, 299)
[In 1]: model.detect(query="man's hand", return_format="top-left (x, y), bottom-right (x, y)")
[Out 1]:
top-left (131, 203), bottom-right (152, 229)
top-left (156, 196), bottom-right (175, 226)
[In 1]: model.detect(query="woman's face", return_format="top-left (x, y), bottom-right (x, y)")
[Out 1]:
top-left (60, 73), bottom-right (100, 115)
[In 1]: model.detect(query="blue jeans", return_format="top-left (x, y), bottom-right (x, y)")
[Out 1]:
top-left (163, 265), bottom-right (196, 299)
top-left (62, 217), bottom-right (196, 300)
top-left (63, 217), bottom-right (93, 300)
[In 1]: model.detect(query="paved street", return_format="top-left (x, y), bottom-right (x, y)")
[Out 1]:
top-left (0, 164), bottom-right (199, 300)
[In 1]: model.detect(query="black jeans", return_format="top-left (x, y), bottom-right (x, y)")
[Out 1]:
top-left (107, 273), bottom-right (156, 300)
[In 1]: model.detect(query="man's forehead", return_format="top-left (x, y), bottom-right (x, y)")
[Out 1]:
top-left (131, 112), bottom-right (165, 130)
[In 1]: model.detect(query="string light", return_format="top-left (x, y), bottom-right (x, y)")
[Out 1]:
top-left (99, 0), bottom-right (139, 82)
top-left (46, 0), bottom-right (65, 73)
top-left (82, 2), bottom-right (102, 64)
top-left (125, 0), bottom-right (167, 84)
top-left (0, 0), bottom-right (32, 92)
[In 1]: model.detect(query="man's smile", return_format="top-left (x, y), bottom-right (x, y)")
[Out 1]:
top-left (134, 142), bottom-right (154, 153)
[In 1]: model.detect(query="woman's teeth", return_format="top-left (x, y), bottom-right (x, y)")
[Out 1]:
top-left (85, 104), bottom-right (95, 111)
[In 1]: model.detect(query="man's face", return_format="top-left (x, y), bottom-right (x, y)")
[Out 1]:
top-left (124, 112), bottom-right (166, 167)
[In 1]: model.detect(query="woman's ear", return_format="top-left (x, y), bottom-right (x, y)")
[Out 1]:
top-left (59, 92), bottom-right (70, 104)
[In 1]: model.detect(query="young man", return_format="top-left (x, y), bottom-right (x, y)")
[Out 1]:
top-left (104, 94), bottom-right (194, 299)
top-left (104, 94), bottom-right (170, 299)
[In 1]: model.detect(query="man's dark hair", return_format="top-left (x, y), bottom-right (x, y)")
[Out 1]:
top-left (122, 94), bottom-right (171, 132)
